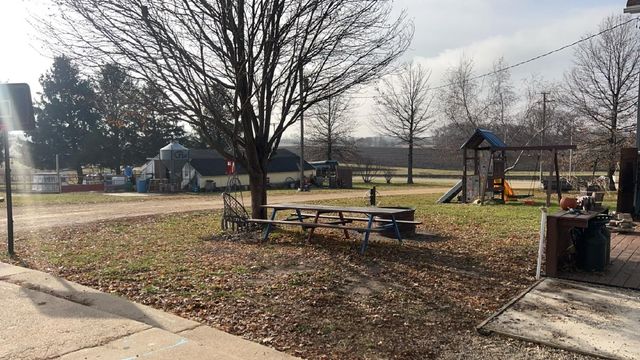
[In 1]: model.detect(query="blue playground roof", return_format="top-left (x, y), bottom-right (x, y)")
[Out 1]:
top-left (460, 128), bottom-right (507, 150)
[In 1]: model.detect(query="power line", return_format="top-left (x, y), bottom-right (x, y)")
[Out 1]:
top-left (350, 17), bottom-right (639, 100)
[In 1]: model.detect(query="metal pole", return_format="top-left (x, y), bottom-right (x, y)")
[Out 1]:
top-left (56, 154), bottom-right (61, 194)
top-left (568, 115), bottom-right (573, 178)
top-left (4, 130), bottom-right (14, 255)
top-left (540, 92), bottom-right (547, 183)
top-left (298, 62), bottom-right (305, 191)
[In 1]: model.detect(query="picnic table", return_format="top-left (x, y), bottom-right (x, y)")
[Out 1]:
top-left (249, 203), bottom-right (421, 254)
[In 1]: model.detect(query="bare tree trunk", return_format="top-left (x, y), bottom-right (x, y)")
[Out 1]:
top-left (327, 129), bottom-right (332, 160)
top-left (249, 171), bottom-right (268, 220)
top-left (407, 139), bottom-right (414, 184)
top-left (607, 162), bottom-right (617, 191)
top-left (609, 111), bottom-right (618, 191)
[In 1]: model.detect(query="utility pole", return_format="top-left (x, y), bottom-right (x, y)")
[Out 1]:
top-left (298, 61), bottom-right (306, 191)
top-left (540, 92), bottom-right (550, 183)
top-left (569, 117), bottom-right (574, 178)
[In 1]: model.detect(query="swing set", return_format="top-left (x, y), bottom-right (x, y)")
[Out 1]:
top-left (440, 129), bottom-right (576, 205)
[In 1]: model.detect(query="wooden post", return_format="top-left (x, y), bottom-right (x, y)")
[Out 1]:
top-left (480, 151), bottom-right (493, 205)
top-left (553, 150), bottom-right (561, 203)
top-left (474, 149), bottom-right (478, 175)
top-left (617, 148), bottom-right (637, 213)
top-left (546, 152), bottom-right (552, 207)
top-left (462, 148), bottom-right (467, 203)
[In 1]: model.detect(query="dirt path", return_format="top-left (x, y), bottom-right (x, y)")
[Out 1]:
top-left (0, 187), bottom-right (447, 233)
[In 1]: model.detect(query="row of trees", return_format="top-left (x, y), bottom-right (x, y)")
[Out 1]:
top-left (366, 14), bottom-right (639, 189)
top-left (30, 0), bottom-right (639, 216)
top-left (37, 0), bottom-right (413, 218)
top-left (29, 56), bottom-right (188, 183)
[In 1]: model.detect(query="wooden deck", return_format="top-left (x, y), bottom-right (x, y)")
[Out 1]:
top-left (559, 232), bottom-right (640, 290)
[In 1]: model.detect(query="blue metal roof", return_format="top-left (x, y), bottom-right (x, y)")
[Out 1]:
top-left (460, 128), bottom-right (507, 149)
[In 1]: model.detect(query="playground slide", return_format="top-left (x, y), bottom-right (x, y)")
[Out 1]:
top-left (503, 180), bottom-right (515, 198)
top-left (437, 180), bottom-right (463, 204)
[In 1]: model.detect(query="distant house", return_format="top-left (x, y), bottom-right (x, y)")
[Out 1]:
top-left (182, 148), bottom-right (315, 190)
top-left (140, 143), bottom-right (315, 191)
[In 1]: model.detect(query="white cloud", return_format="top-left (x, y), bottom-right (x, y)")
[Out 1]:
top-left (349, 3), bottom-right (625, 136)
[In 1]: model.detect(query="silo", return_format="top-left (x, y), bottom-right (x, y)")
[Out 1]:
top-left (159, 141), bottom-right (189, 186)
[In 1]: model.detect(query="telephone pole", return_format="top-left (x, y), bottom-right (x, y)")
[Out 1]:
top-left (539, 92), bottom-right (551, 182)
top-left (298, 62), bottom-right (306, 191)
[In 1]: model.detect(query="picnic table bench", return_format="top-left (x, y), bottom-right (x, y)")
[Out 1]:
top-left (249, 203), bottom-right (421, 254)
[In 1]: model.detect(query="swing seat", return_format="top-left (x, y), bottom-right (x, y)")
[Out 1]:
top-left (503, 180), bottom-right (534, 200)
top-left (507, 194), bottom-right (534, 200)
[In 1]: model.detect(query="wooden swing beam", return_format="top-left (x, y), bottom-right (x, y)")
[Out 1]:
top-left (475, 145), bottom-right (576, 151)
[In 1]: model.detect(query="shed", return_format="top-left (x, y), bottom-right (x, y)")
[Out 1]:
top-left (182, 148), bottom-right (315, 190)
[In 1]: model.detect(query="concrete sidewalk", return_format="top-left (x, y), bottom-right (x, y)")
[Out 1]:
top-left (0, 262), bottom-right (299, 360)
top-left (479, 278), bottom-right (640, 359)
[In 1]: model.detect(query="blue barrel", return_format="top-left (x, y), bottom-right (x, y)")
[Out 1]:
top-left (136, 179), bottom-right (148, 193)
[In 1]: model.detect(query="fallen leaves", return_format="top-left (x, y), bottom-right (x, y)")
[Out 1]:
top-left (0, 195), bottom-right (584, 359)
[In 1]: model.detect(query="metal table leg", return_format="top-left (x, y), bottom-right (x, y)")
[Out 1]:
top-left (391, 215), bottom-right (403, 244)
top-left (262, 209), bottom-right (278, 241)
top-left (360, 214), bottom-right (375, 254)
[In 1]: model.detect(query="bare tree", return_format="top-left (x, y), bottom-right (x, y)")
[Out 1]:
top-left (39, 0), bottom-right (413, 218)
top-left (374, 62), bottom-right (435, 184)
top-left (565, 15), bottom-right (640, 190)
top-left (438, 56), bottom-right (489, 136)
top-left (383, 168), bottom-right (395, 184)
top-left (358, 158), bottom-right (383, 183)
top-left (307, 94), bottom-right (357, 161)
top-left (486, 57), bottom-right (517, 142)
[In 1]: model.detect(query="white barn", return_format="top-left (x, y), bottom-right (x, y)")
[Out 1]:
top-left (181, 149), bottom-right (314, 190)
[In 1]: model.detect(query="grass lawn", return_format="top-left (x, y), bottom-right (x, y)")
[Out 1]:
top-left (2, 193), bottom-right (604, 359)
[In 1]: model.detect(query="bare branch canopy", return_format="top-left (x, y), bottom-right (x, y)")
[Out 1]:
top-left (40, 0), bottom-right (413, 217)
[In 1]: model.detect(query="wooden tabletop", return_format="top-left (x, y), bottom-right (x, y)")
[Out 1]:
top-left (262, 203), bottom-right (412, 215)
top-left (548, 210), bottom-right (602, 220)
top-left (547, 210), bottom-right (604, 228)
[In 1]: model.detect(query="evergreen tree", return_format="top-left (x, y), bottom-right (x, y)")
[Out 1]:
top-left (95, 63), bottom-right (140, 173)
top-left (95, 66), bottom-right (186, 170)
top-left (30, 56), bottom-right (100, 184)
top-left (135, 83), bottom-right (186, 163)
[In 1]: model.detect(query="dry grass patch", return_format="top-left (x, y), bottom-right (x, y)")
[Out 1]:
top-left (1, 194), bottom-right (597, 359)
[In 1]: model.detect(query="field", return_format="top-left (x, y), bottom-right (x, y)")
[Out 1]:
top-left (1, 191), bottom-right (607, 359)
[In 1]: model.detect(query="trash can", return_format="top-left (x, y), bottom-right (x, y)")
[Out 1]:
top-left (136, 179), bottom-right (148, 193)
top-left (575, 214), bottom-right (611, 272)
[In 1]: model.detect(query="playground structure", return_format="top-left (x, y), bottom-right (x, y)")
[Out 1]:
top-left (438, 129), bottom-right (576, 205)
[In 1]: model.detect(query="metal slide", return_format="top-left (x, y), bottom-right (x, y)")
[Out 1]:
top-left (437, 180), bottom-right (463, 204)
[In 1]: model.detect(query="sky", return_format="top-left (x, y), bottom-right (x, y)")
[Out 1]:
top-left (0, 0), bottom-right (632, 137)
